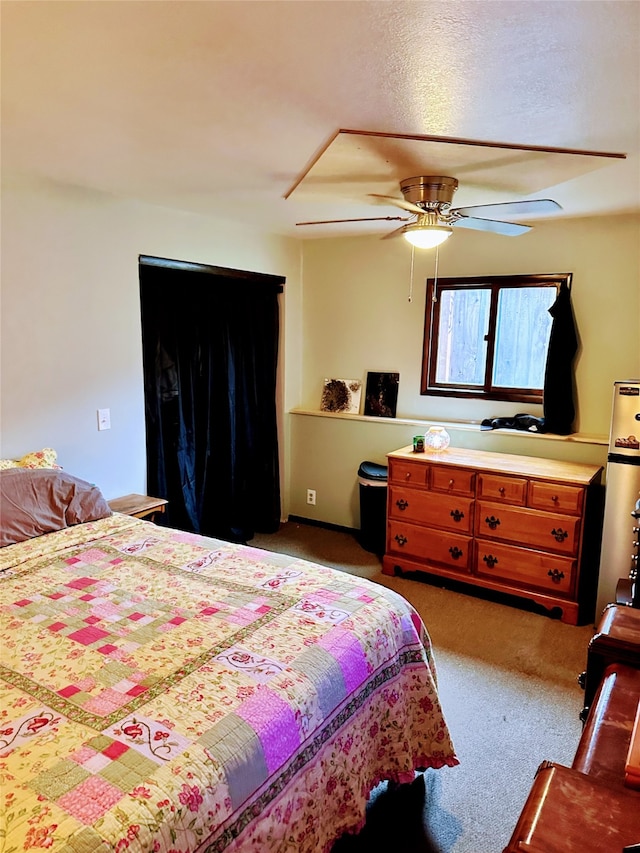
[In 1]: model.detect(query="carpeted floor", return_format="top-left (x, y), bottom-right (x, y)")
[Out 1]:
top-left (248, 519), bottom-right (597, 853)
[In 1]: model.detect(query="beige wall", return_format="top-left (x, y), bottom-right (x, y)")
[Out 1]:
top-left (0, 178), bottom-right (302, 507)
top-left (2, 179), bottom-right (639, 531)
top-left (292, 214), bottom-right (640, 527)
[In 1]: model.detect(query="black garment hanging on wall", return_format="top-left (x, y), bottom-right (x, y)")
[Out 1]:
top-left (542, 280), bottom-right (578, 435)
top-left (480, 277), bottom-right (577, 435)
top-left (139, 258), bottom-right (284, 542)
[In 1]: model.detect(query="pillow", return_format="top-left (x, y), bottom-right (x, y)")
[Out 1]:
top-left (0, 468), bottom-right (112, 547)
top-left (0, 447), bottom-right (60, 470)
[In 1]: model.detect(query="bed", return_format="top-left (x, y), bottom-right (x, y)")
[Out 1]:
top-left (0, 466), bottom-right (457, 853)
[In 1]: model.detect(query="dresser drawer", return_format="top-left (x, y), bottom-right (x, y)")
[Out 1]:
top-left (389, 486), bottom-right (474, 534)
top-left (388, 459), bottom-right (428, 488)
top-left (475, 540), bottom-right (576, 595)
top-left (430, 465), bottom-right (476, 496)
top-left (476, 502), bottom-right (581, 556)
top-left (477, 473), bottom-right (527, 505)
top-left (388, 520), bottom-right (472, 572)
top-left (528, 480), bottom-right (585, 515)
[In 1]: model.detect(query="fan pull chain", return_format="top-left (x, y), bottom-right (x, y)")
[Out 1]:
top-left (432, 244), bottom-right (440, 303)
top-left (408, 245), bottom-right (415, 302)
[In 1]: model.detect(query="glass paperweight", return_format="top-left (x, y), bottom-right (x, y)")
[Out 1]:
top-left (424, 425), bottom-right (450, 452)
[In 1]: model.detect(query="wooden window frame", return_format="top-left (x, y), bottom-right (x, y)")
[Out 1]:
top-left (421, 273), bottom-right (571, 403)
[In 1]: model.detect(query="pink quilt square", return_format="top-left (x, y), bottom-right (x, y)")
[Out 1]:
top-left (65, 577), bottom-right (98, 590)
top-left (48, 622), bottom-right (67, 632)
top-left (126, 684), bottom-right (147, 697)
top-left (168, 616), bottom-right (186, 625)
top-left (74, 548), bottom-right (108, 564)
top-left (315, 589), bottom-right (341, 603)
top-left (128, 670), bottom-right (147, 683)
top-left (83, 689), bottom-right (129, 715)
top-left (68, 626), bottom-right (110, 645)
top-left (14, 599), bottom-right (32, 607)
top-left (93, 603), bottom-right (119, 617)
top-left (102, 740), bottom-right (129, 760)
top-left (127, 612), bottom-right (145, 621)
top-left (58, 685), bottom-right (81, 698)
top-left (57, 776), bottom-right (123, 823)
top-left (79, 594), bottom-right (95, 602)
top-left (97, 644), bottom-right (119, 655)
top-left (47, 592), bottom-right (65, 600)
top-left (84, 616), bottom-right (102, 625)
top-left (69, 745), bottom-right (98, 765)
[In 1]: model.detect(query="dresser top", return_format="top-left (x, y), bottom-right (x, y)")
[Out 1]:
top-left (387, 445), bottom-right (603, 485)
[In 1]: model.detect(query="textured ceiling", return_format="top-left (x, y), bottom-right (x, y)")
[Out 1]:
top-left (286, 129), bottom-right (627, 209)
top-left (2, 1), bottom-right (639, 238)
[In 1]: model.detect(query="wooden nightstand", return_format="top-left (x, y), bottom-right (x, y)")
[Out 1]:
top-left (108, 493), bottom-right (168, 522)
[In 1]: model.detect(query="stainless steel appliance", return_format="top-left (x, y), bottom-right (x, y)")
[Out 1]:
top-left (596, 380), bottom-right (640, 616)
top-left (616, 497), bottom-right (640, 606)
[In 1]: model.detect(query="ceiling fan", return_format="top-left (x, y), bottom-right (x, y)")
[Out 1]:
top-left (296, 176), bottom-right (562, 248)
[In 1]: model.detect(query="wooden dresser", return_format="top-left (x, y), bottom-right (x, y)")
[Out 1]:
top-left (383, 445), bottom-right (604, 624)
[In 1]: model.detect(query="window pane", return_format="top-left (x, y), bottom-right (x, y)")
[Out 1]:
top-left (435, 288), bottom-right (490, 386)
top-left (492, 287), bottom-right (556, 388)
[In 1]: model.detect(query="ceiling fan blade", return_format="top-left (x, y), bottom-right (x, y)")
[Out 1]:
top-left (368, 193), bottom-right (425, 215)
top-left (453, 216), bottom-right (531, 236)
top-left (452, 198), bottom-right (562, 218)
top-left (296, 215), bottom-right (409, 226)
top-left (381, 224), bottom-right (410, 240)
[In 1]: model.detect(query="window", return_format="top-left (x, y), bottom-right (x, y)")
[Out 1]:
top-left (421, 273), bottom-right (571, 403)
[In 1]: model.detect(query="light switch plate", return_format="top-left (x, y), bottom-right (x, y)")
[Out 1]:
top-left (97, 408), bottom-right (111, 431)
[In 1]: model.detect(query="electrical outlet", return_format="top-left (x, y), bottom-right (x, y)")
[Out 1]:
top-left (306, 489), bottom-right (316, 506)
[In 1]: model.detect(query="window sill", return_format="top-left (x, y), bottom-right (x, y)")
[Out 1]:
top-left (289, 408), bottom-right (608, 447)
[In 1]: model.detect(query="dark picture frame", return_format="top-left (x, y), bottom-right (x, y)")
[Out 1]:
top-left (364, 371), bottom-right (399, 418)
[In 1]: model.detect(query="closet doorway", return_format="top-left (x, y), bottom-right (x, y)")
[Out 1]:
top-left (139, 256), bottom-right (284, 543)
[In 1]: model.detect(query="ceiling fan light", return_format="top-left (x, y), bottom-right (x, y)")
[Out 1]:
top-left (402, 224), bottom-right (453, 249)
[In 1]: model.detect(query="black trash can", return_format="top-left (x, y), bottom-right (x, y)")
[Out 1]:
top-left (357, 460), bottom-right (388, 554)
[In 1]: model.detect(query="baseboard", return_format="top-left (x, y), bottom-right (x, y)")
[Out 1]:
top-left (287, 515), bottom-right (358, 536)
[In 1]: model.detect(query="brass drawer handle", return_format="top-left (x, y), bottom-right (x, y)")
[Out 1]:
top-left (498, 486), bottom-right (506, 496)
top-left (485, 515), bottom-right (501, 530)
top-left (449, 546), bottom-right (463, 560)
top-left (450, 509), bottom-right (465, 523)
top-left (394, 533), bottom-right (407, 547)
top-left (551, 528), bottom-right (568, 542)
top-left (482, 554), bottom-right (498, 568)
top-left (396, 498), bottom-right (409, 511)
top-left (405, 472), bottom-right (412, 480)
top-left (548, 569), bottom-right (565, 583)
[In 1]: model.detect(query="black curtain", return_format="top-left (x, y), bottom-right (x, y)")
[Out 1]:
top-left (139, 260), bottom-right (283, 542)
top-left (543, 280), bottom-right (578, 435)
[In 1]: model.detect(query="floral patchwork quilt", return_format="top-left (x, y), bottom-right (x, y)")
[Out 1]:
top-left (0, 514), bottom-right (457, 852)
